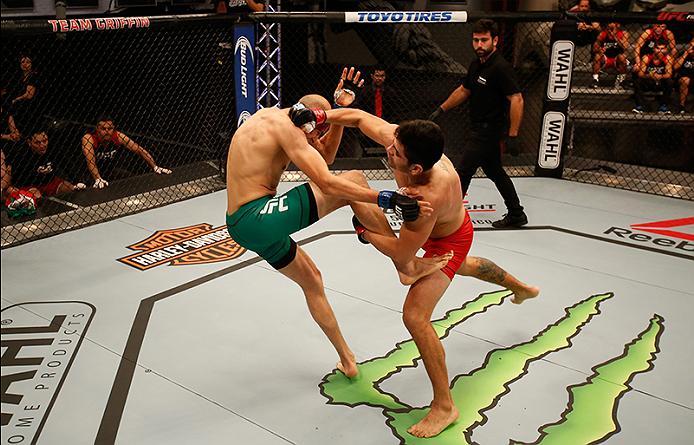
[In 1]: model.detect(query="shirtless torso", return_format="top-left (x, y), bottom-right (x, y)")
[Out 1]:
top-left (226, 107), bottom-right (295, 214)
top-left (394, 154), bottom-right (466, 240)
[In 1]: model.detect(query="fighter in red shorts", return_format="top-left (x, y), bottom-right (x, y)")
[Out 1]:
top-left (592, 22), bottom-right (630, 88)
top-left (297, 106), bottom-right (539, 439)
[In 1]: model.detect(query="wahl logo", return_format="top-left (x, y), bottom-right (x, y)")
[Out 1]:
top-left (604, 217), bottom-right (694, 253)
top-left (1, 302), bottom-right (95, 444)
top-left (118, 223), bottom-right (247, 271)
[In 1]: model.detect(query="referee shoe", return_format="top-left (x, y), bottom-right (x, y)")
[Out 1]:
top-left (492, 212), bottom-right (528, 229)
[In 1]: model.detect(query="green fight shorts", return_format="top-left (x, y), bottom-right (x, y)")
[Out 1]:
top-left (226, 183), bottom-right (319, 269)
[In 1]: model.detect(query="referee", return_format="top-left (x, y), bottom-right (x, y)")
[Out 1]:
top-left (429, 19), bottom-right (527, 229)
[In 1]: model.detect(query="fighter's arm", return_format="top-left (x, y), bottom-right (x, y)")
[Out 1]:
top-left (315, 66), bottom-right (365, 164)
top-left (313, 124), bottom-right (344, 165)
top-left (81, 133), bottom-right (102, 180)
top-left (666, 31), bottom-right (677, 56)
top-left (324, 108), bottom-right (397, 147)
top-left (362, 212), bottom-right (437, 265)
top-left (634, 30), bottom-right (649, 65)
top-left (618, 31), bottom-right (630, 52)
top-left (278, 124), bottom-right (379, 204)
top-left (118, 133), bottom-right (157, 169)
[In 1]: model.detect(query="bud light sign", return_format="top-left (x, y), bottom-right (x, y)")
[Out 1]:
top-left (234, 23), bottom-right (256, 128)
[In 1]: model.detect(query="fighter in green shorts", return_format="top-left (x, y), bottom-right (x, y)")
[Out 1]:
top-left (226, 183), bottom-right (318, 269)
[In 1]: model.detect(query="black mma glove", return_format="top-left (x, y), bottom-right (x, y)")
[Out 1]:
top-left (506, 135), bottom-right (520, 157)
top-left (289, 103), bottom-right (327, 133)
top-left (337, 77), bottom-right (361, 103)
top-left (377, 190), bottom-right (420, 222)
top-left (352, 215), bottom-right (369, 244)
top-left (428, 106), bottom-right (445, 122)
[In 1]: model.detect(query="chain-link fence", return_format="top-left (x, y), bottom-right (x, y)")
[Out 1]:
top-left (1, 15), bottom-right (235, 247)
top-left (2, 10), bottom-right (692, 248)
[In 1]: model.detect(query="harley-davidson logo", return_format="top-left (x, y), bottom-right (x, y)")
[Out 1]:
top-left (118, 223), bottom-right (246, 271)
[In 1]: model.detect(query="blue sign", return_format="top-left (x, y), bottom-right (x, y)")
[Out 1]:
top-left (233, 23), bottom-right (256, 128)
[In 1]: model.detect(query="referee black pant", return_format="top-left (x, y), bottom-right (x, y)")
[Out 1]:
top-left (455, 124), bottom-right (524, 215)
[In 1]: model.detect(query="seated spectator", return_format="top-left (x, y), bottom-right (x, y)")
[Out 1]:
top-left (674, 37), bottom-right (694, 114)
top-left (635, 24), bottom-right (677, 74)
top-left (4, 130), bottom-right (86, 203)
top-left (633, 42), bottom-right (673, 114)
top-left (569, 0), bottom-right (600, 48)
top-left (81, 117), bottom-right (172, 189)
top-left (7, 54), bottom-right (41, 133)
top-left (593, 23), bottom-right (629, 88)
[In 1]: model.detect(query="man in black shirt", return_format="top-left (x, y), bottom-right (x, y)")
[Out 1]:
top-left (429, 19), bottom-right (527, 228)
top-left (5, 130), bottom-right (85, 201)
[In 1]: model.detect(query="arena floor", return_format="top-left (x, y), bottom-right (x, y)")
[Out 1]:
top-left (2, 177), bottom-right (693, 445)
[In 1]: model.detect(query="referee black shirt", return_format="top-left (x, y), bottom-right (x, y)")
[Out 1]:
top-left (463, 50), bottom-right (521, 125)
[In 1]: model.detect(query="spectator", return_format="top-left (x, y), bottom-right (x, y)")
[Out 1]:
top-left (633, 42), bottom-right (673, 114)
top-left (635, 24), bottom-right (677, 74)
top-left (357, 66), bottom-right (396, 151)
top-left (674, 37), bottom-right (694, 114)
top-left (593, 23), bottom-right (630, 88)
top-left (569, 0), bottom-right (600, 48)
top-left (360, 66), bottom-right (395, 120)
top-left (7, 54), bottom-right (41, 133)
top-left (81, 117), bottom-right (172, 189)
top-left (216, 0), bottom-right (264, 14)
top-left (4, 130), bottom-right (85, 202)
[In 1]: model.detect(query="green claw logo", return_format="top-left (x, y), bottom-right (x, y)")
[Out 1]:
top-left (319, 291), bottom-right (664, 444)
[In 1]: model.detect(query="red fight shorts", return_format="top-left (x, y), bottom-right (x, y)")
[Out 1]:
top-left (422, 212), bottom-right (474, 281)
top-left (603, 56), bottom-right (617, 70)
top-left (35, 177), bottom-right (65, 196)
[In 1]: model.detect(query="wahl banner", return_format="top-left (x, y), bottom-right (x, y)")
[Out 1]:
top-left (118, 223), bottom-right (246, 271)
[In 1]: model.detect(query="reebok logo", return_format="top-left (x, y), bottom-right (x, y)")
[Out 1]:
top-left (604, 217), bottom-right (694, 253)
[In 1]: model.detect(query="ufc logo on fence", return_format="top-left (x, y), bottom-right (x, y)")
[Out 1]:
top-left (260, 196), bottom-right (289, 214)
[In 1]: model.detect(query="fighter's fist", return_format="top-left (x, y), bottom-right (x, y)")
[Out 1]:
top-left (378, 190), bottom-right (420, 222)
top-left (289, 103), bottom-right (327, 134)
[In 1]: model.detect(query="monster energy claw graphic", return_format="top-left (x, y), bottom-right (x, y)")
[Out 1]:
top-left (319, 292), bottom-right (663, 445)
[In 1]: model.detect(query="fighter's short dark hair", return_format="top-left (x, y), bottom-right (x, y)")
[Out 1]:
top-left (395, 120), bottom-right (444, 171)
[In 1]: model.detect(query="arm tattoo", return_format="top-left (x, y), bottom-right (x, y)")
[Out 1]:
top-left (477, 258), bottom-right (507, 285)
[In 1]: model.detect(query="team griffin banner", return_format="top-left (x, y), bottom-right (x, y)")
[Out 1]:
top-left (233, 23), bottom-right (257, 128)
top-left (536, 21), bottom-right (577, 178)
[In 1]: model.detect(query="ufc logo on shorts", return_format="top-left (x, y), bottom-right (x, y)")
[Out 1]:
top-left (260, 196), bottom-right (289, 214)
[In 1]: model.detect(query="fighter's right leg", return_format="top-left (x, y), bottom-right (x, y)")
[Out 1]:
top-left (456, 256), bottom-right (539, 304)
top-left (278, 245), bottom-right (359, 378)
top-left (308, 173), bottom-right (449, 284)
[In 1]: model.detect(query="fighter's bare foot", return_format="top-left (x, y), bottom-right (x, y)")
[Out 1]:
top-left (407, 405), bottom-right (459, 438)
top-left (399, 251), bottom-right (454, 286)
top-left (511, 285), bottom-right (540, 304)
top-left (336, 352), bottom-right (359, 378)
